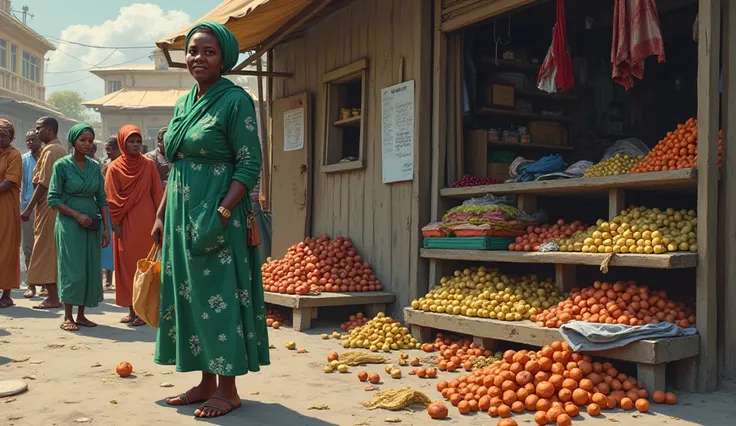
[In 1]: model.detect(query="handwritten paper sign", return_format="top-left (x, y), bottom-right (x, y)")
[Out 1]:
top-left (381, 80), bottom-right (415, 183)
top-left (283, 107), bottom-right (305, 152)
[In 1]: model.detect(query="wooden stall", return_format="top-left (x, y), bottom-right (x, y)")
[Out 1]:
top-left (413, 0), bottom-right (733, 394)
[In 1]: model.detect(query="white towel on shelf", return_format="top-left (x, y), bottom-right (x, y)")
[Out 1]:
top-left (559, 321), bottom-right (698, 352)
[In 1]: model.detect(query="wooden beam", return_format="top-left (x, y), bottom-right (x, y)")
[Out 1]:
top-left (257, 56), bottom-right (271, 212)
top-left (266, 50), bottom-right (274, 212)
top-left (694, 0), bottom-right (721, 393)
top-left (441, 0), bottom-right (538, 33)
top-left (233, 0), bottom-right (333, 72)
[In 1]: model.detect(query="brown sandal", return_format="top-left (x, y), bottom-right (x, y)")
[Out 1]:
top-left (194, 395), bottom-right (241, 418)
top-left (166, 389), bottom-right (207, 406)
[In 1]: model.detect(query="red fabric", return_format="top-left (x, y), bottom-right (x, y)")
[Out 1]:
top-left (611, 0), bottom-right (665, 90)
top-left (537, 0), bottom-right (575, 93)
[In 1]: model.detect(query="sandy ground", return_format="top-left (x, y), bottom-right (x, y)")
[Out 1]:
top-left (1, 292), bottom-right (736, 426)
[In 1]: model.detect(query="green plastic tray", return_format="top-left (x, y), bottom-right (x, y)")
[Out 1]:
top-left (423, 237), bottom-right (515, 250)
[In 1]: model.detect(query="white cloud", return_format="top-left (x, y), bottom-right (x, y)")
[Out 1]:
top-left (44, 3), bottom-right (191, 103)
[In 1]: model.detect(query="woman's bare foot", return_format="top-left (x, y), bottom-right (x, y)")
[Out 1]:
top-left (23, 287), bottom-right (35, 298)
top-left (39, 287), bottom-right (49, 297)
top-left (194, 393), bottom-right (241, 418)
top-left (166, 378), bottom-right (216, 406)
top-left (120, 314), bottom-right (135, 323)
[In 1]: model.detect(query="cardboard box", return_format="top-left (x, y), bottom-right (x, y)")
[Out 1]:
top-left (488, 162), bottom-right (509, 181)
top-left (487, 84), bottom-right (515, 108)
top-left (529, 121), bottom-right (567, 146)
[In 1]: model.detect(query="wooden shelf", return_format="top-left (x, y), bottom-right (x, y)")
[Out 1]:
top-left (440, 168), bottom-right (698, 199)
top-left (403, 308), bottom-right (699, 365)
top-left (420, 249), bottom-right (698, 269)
top-left (476, 107), bottom-right (572, 123)
top-left (516, 88), bottom-right (577, 101)
top-left (480, 57), bottom-right (541, 73)
top-left (333, 115), bottom-right (362, 127)
top-left (488, 140), bottom-right (573, 151)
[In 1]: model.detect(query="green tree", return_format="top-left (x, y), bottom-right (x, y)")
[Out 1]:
top-left (47, 90), bottom-right (89, 121)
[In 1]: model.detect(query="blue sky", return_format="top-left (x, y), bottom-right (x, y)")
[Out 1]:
top-left (16, 1), bottom-right (215, 100)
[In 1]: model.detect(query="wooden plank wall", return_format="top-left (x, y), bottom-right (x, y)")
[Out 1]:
top-left (271, 0), bottom-right (431, 318)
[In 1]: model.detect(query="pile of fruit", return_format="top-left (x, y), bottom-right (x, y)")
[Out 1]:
top-left (435, 342), bottom-right (675, 422)
top-left (631, 118), bottom-right (723, 173)
top-left (341, 312), bottom-right (369, 332)
top-left (411, 267), bottom-right (565, 320)
top-left (584, 154), bottom-right (644, 178)
top-left (421, 333), bottom-right (499, 372)
top-left (451, 175), bottom-right (504, 188)
top-left (340, 312), bottom-right (421, 352)
top-left (508, 220), bottom-right (588, 252)
top-left (261, 235), bottom-right (382, 294)
top-left (577, 206), bottom-right (697, 254)
top-left (532, 280), bottom-right (695, 328)
top-left (266, 306), bottom-right (288, 329)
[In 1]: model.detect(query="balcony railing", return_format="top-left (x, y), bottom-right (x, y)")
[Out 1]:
top-left (0, 68), bottom-right (45, 102)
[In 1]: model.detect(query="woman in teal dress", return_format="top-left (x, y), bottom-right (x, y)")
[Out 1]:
top-left (48, 123), bottom-right (110, 331)
top-left (151, 22), bottom-right (269, 418)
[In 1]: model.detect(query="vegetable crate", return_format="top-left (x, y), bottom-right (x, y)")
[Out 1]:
top-left (423, 237), bottom-right (515, 251)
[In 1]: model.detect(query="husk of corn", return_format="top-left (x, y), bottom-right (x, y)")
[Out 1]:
top-left (339, 351), bottom-right (387, 366)
top-left (361, 386), bottom-right (432, 410)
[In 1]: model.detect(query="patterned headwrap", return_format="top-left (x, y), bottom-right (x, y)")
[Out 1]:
top-left (157, 127), bottom-right (168, 140)
top-left (66, 123), bottom-right (95, 151)
top-left (185, 22), bottom-right (240, 75)
top-left (0, 119), bottom-right (15, 142)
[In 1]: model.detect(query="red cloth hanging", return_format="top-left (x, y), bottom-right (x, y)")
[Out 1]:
top-left (537, 0), bottom-right (575, 93)
top-left (611, 0), bottom-right (666, 90)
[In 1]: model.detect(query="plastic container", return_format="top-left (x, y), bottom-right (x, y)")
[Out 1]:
top-left (488, 129), bottom-right (501, 142)
top-left (423, 237), bottom-right (516, 250)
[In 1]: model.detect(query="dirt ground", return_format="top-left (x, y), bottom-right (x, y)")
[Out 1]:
top-left (1, 292), bottom-right (735, 426)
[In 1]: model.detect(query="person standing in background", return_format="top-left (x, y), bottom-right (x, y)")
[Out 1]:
top-left (101, 136), bottom-right (120, 291)
top-left (0, 119), bottom-right (22, 308)
top-left (22, 117), bottom-right (67, 310)
top-left (145, 127), bottom-right (171, 188)
top-left (21, 130), bottom-right (42, 298)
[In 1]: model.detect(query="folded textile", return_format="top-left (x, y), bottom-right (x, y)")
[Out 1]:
top-left (516, 154), bottom-right (567, 182)
top-left (559, 321), bottom-right (698, 352)
top-left (536, 160), bottom-right (594, 180)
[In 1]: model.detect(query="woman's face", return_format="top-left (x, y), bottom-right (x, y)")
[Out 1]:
top-left (186, 31), bottom-right (223, 83)
top-left (74, 130), bottom-right (95, 156)
top-left (125, 133), bottom-right (143, 156)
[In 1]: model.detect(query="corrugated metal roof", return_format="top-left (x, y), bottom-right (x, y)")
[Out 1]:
top-left (83, 87), bottom-right (189, 110)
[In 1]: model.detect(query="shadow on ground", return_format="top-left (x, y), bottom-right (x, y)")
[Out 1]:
top-left (156, 398), bottom-right (339, 425)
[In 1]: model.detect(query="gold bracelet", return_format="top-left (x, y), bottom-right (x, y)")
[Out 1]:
top-left (217, 206), bottom-right (231, 219)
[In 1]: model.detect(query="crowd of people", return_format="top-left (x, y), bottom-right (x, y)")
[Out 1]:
top-left (0, 22), bottom-right (270, 418)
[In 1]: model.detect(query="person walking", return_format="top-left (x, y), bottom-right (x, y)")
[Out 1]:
top-left (22, 117), bottom-right (67, 309)
top-left (0, 119), bottom-right (22, 308)
top-left (150, 22), bottom-right (269, 418)
top-left (48, 123), bottom-right (110, 331)
top-left (21, 130), bottom-right (42, 298)
top-left (145, 127), bottom-right (171, 188)
top-left (105, 125), bottom-right (162, 326)
top-left (101, 136), bottom-right (120, 291)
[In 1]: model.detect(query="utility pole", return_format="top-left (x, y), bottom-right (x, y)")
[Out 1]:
top-left (12, 4), bottom-right (33, 24)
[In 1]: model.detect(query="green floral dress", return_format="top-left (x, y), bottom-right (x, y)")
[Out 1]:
top-left (154, 79), bottom-right (270, 376)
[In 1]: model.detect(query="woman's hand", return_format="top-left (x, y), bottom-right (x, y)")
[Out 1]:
top-left (20, 208), bottom-right (32, 222)
top-left (218, 211), bottom-right (228, 229)
top-left (75, 213), bottom-right (92, 228)
top-left (101, 229), bottom-right (110, 248)
top-left (151, 217), bottom-right (164, 245)
top-left (113, 225), bottom-right (123, 244)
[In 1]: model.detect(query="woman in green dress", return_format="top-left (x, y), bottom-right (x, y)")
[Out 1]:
top-left (48, 123), bottom-right (110, 331)
top-left (151, 22), bottom-right (269, 418)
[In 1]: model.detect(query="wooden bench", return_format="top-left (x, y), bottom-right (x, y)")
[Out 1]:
top-left (264, 291), bottom-right (396, 331)
top-left (404, 308), bottom-right (699, 391)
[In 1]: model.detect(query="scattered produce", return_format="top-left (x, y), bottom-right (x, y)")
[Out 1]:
top-left (390, 368), bottom-right (402, 379)
top-left (266, 306), bottom-right (289, 328)
top-left (532, 280), bottom-right (695, 328)
top-left (509, 221), bottom-right (588, 252)
top-left (341, 312), bottom-right (369, 332)
top-left (451, 174), bottom-right (504, 188)
top-left (284, 341), bottom-right (297, 350)
top-left (427, 401), bottom-right (449, 419)
top-left (296, 348), bottom-right (308, 354)
top-left (497, 420), bottom-right (518, 426)
top-left (321, 334), bottom-right (329, 340)
top-left (338, 351), bottom-right (388, 366)
top-left (361, 386), bottom-right (432, 410)
top-left (411, 267), bottom-right (564, 321)
top-left (665, 392), bottom-right (677, 404)
top-left (337, 364), bottom-right (349, 373)
top-left (631, 118), bottom-right (723, 173)
top-left (327, 351), bottom-right (339, 362)
top-left (341, 312), bottom-right (420, 352)
top-left (261, 235), bottom-right (382, 294)
top-left (358, 371), bottom-right (369, 382)
top-left (115, 361), bottom-right (133, 378)
top-left (369, 373), bottom-right (381, 384)
top-left (584, 154), bottom-right (644, 177)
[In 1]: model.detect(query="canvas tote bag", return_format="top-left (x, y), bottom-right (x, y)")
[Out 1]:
top-left (132, 245), bottom-right (161, 328)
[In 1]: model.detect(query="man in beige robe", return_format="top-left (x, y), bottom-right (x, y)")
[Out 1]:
top-left (21, 117), bottom-right (67, 309)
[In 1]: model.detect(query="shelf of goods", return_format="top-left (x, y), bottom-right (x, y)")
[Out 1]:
top-left (404, 308), bottom-right (699, 392)
top-left (264, 291), bottom-right (395, 331)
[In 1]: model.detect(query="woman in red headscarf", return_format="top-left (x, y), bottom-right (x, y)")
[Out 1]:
top-left (105, 125), bottom-right (163, 325)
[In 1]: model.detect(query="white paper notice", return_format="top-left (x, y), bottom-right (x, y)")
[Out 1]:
top-left (283, 107), bottom-right (305, 152)
top-left (381, 80), bottom-right (415, 183)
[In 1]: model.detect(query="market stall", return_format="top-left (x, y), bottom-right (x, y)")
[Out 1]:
top-left (420, 0), bottom-right (728, 393)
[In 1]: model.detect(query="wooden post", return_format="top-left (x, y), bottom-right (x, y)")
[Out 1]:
top-left (292, 307), bottom-right (313, 332)
top-left (693, 0), bottom-right (721, 393)
top-left (721, 0), bottom-right (736, 379)
top-left (517, 194), bottom-right (538, 214)
top-left (637, 364), bottom-right (666, 394)
top-left (257, 56), bottom-right (271, 212)
top-left (608, 188), bottom-right (625, 220)
top-left (555, 264), bottom-right (576, 293)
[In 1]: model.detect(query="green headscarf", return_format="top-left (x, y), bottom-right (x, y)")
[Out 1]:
top-left (66, 123), bottom-right (95, 151)
top-left (185, 21), bottom-right (240, 75)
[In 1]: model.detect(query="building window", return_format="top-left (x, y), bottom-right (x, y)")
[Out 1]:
top-left (106, 80), bottom-right (122, 94)
top-left (10, 44), bottom-right (17, 73)
top-left (0, 39), bottom-right (6, 68)
top-left (321, 59), bottom-right (368, 173)
top-left (22, 51), bottom-right (40, 83)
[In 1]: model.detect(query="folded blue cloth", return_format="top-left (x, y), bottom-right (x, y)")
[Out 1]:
top-left (559, 321), bottom-right (698, 352)
top-left (517, 154), bottom-right (566, 182)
